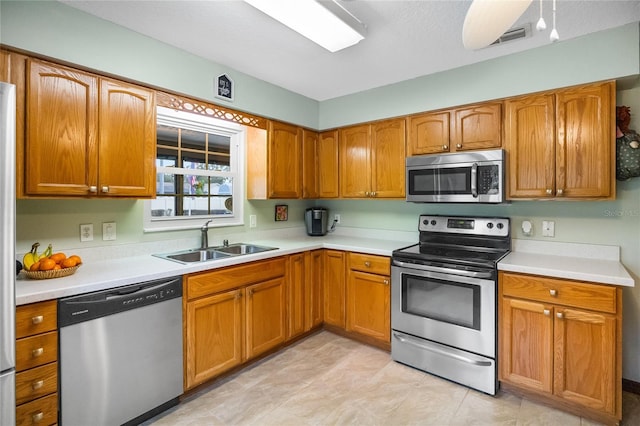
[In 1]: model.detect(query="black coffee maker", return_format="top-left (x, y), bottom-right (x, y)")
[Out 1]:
top-left (305, 207), bottom-right (328, 236)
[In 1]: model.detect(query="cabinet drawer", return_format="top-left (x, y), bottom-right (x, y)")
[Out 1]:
top-left (348, 253), bottom-right (390, 275)
top-left (15, 362), bottom-right (57, 405)
top-left (16, 392), bottom-right (58, 426)
top-left (500, 272), bottom-right (617, 314)
top-left (16, 300), bottom-right (57, 338)
top-left (187, 257), bottom-right (286, 300)
top-left (16, 332), bottom-right (58, 371)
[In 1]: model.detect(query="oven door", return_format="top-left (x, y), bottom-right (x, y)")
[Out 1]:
top-left (391, 261), bottom-right (496, 358)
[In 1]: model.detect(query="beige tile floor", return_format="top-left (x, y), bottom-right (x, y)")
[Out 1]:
top-left (147, 331), bottom-right (640, 426)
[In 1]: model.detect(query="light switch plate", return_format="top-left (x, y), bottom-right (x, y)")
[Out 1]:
top-left (542, 220), bottom-right (555, 237)
top-left (103, 222), bottom-right (117, 241)
top-left (249, 215), bottom-right (257, 228)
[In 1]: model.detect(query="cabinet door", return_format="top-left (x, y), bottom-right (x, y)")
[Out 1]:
top-left (371, 118), bottom-right (406, 198)
top-left (346, 270), bottom-right (390, 342)
top-left (452, 103), bottom-right (502, 151)
top-left (407, 111), bottom-right (450, 155)
top-left (26, 59), bottom-right (98, 196)
top-left (504, 94), bottom-right (556, 199)
top-left (98, 78), bottom-right (156, 197)
top-left (286, 253), bottom-right (306, 340)
top-left (185, 289), bottom-right (244, 389)
top-left (323, 250), bottom-right (346, 328)
top-left (499, 297), bottom-right (553, 393)
top-left (268, 121), bottom-right (301, 198)
top-left (554, 308), bottom-right (617, 415)
top-left (302, 130), bottom-right (319, 199)
top-left (339, 124), bottom-right (370, 197)
top-left (556, 82), bottom-right (613, 198)
top-left (0, 50), bottom-right (9, 82)
top-left (245, 277), bottom-right (286, 359)
top-left (306, 250), bottom-right (324, 330)
top-left (318, 130), bottom-right (339, 198)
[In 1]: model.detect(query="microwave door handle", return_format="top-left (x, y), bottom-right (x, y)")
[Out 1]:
top-left (471, 163), bottom-right (478, 198)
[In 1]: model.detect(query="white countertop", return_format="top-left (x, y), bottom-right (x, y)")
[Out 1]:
top-left (497, 239), bottom-right (635, 287)
top-left (15, 231), bottom-right (416, 305)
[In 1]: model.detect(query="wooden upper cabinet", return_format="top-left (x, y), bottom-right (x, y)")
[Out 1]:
top-left (268, 120), bottom-right (302, 198)
top-left (407, 111), bottom-right (450, 155)
top-left (371, 119), bottom-right (406, 198)
top-left (340, 119), bottom-right (405, 198)
top-left (98, 78), bottom-right (156, 197)
top-left (1, 50), bottom-right (9, 82)
top-left (407, 103), bottom-right (501, 155)
top-left (317, 130), bottom-right (339, 198)
top-left (302, 129), bottom-right (319, 199)
top-left (504, 93), bottom-right (556, 199)
top-left (556, 83), bottom-right (613, 199)
top-left (505, 81), bottom-right (614, 200)
top-left (339, 124), bottom-right (371, 198)
top-left (451, 103), bottom-right (502, 151)
top-left (26, 59), bottom-right (99, 196)
top-left (24, 58), bottom-right (156, 198)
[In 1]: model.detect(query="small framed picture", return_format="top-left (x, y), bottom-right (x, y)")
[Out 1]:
top-left (275, 204), bottom-right (288, 221)
top-left (215, 74), bottom-right (234, 102)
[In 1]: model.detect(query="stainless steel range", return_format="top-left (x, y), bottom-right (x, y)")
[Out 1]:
top-left (391, 215), bottom-right (510, 395)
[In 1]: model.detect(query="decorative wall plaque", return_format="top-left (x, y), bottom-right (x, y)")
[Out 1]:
top-left (216, 74), bottom-right (234, 102)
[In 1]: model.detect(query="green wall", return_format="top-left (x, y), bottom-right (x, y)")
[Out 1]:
top-left (4, 1), bottom-right (640, 382)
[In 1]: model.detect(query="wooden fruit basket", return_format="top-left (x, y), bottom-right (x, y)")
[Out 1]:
top-left (22, 265), bottom-right (80, 280)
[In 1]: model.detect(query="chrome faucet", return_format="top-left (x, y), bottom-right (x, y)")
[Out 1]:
top-left (200, 220), bottom-right (213, 249)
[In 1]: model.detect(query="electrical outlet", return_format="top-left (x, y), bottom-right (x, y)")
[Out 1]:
top-left (249, 215), bottom-right (257, 228)
top-left (102, 222), bottom-right (117, 241)
top-left (334, 214), bottom-right (341, 224)
top-left (542, 220), bottom-right (555, 237)
top-left (80, 224), bottom-right (93, 242)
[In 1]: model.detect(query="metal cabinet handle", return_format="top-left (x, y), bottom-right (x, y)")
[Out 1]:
top-left (89, 186), bottom-right (98, 193)
top-left (383, 279), bottom-right (389, 285)
top-left (101, 186), bottom-right (109, 193)
top-left (365, 191), bottom-right (370, 197)
top-left (546, 188), bottom-right (553, 195)
top-left (442, 145), bottom-right (448, 150)
top-left (371, 191), bottom-right (376, 197)
top-left (31, 315), bottom-right (43, 325)
top-left (556, 312), bottom-right (564, 319)
top-left (32, 380), bottom-right (44, 390)
top-left (549, 289), bottom-right (557, 296)
top-left (32, 347), bottom-right (44, 358)
top-left (543, 309), bottom-right (550, 316)
top-left (32, 412), bottom-right (44, 423)
top-left (248, 289), bottom-right (254, 297)
top-left (557, 188), bottom-right (564, 196)
top-left (364, 261), bottom-right (371, 267)
top-left (456, 143), bottom-right (462, 149)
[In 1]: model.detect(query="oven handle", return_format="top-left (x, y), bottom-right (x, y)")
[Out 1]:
top-left (392, 260), bottom-right (493, 279)
top-left (471, 162), bottom-right (478, 198)
top-left (393, 332), bottom-right (493, 367)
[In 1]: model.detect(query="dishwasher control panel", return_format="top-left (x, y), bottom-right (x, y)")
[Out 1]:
top-left (58, 276), bottom-right (183, 327)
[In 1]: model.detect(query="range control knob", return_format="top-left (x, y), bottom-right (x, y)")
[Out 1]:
top-left (422, 219), bottom-right (429, 225)
top-left (487, 223), bottom-right (494, 229)
top-left (431, 220), bottom-right (437, 226)
top-left (497, 223), bottom-right (504, 230)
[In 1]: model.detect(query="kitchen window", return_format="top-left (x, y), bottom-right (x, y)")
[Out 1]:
top-left (143, 106), bottom-right (245, 232)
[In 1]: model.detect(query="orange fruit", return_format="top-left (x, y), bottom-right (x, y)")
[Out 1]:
top-left (62, 258), bottom-right (77, 268)
top-left (68, 255), bottom-right (82, 265)
top-left (53, 264), bottom-right (62, 270)
top-left (50, 253), bottom-right (67, 264)
top-left (39, 258), bottom-right (56, 271)
top-left (30, 261), bottom-right (41, 271)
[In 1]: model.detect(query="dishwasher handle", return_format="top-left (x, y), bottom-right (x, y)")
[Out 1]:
top-left (58, 276), bottom-right (182, 327)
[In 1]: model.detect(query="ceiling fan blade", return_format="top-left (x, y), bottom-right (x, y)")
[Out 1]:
top-left (463, 0), bottom-right (533, 50)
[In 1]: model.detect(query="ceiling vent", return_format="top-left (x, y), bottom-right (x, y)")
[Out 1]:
top-left (490, 24), bottom-right (530, 46)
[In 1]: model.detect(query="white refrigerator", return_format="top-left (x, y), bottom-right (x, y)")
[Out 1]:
top-left (0, 81), bottom-right (16, 425)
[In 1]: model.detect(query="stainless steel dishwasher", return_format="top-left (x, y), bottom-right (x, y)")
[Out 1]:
top-left (58, 276), bottom-right (183, 426)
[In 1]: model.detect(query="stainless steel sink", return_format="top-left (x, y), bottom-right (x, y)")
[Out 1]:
top-left (215, 243), bottom-right (277, 255)
top-left (154, 243), bottom-right (278, 264)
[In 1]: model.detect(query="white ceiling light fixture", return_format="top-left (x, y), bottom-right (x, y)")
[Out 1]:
top-left (462, 0), bottom-right (533, 50)
top-left (244, 0), bottom-right (366, 53)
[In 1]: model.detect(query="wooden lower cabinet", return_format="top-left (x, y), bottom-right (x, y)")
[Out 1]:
top-left (346, 253), bottom-right (391, 346)
top-left (15, 300), bottom-right (58, 426)
top-left (499, 271), bottom-right (622, 425)
top-left (323, 250), bottom-right (346, 328)
top-left (184, 257), bottom-right (286, 390)
top-left (306, 250), bottom-right (324, 330)
top-left (286, 253), bottom-right (306, 340)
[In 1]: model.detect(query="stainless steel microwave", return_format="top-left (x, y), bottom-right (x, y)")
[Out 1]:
top-left (406, 149), bottom-right (504, 203)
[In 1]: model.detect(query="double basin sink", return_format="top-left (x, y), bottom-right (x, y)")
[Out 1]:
top-left (154, 243), bottom-right (278, 264)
